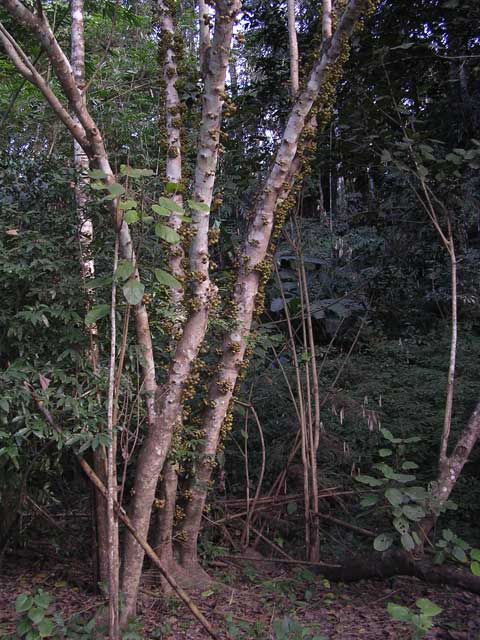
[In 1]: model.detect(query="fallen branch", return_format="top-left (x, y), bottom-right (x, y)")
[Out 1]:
top-left (314, 549), bottom-right (480, 595)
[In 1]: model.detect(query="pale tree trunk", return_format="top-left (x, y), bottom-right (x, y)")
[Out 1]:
top-left (106, 238), bottom-right (120, 639)
top-left (287, 0), bottom-right (299, 96)
top-left (153, 0), bottom-right (185, 575)
top-left (178, 0), bottom-right (372, 573)
top-left (70, 0), bottom-right (110, 589)
top-left (120, 0), bottom-right (241, 618)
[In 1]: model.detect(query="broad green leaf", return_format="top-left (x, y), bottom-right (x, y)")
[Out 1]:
top-left (154, 268), bottom-right (181, 288)
top-left (28, 607), bottom-right (45, 624)
top-left (16, 594), bottom-right (33, 613)
top-left (442, 528), bottom-right (454, 542)
top-left (387, 603), bottom-right (410, 621)
top-left (355, 474), bottom-right (384, 487)
top-left (37, 618), bottom-right (54, 638)
top-left (152, 205), bottom-right (192, 222)
top-left (470, 561), bottom-right (480, 576)
top-left (187, 199), bottom-right (210, 212)
top-left (471, 549), bottom-right (480, 561)
top-left (120, 165), bottom-right (154, 178)
top-left (158, 196), bottom-right (184, 213)
top-left (380, 427), bottom-right (395, 442)
top-left (373, 533), bottom-right (394, 552)
top-left (88, 275), bottom-right (113, 289)
top-left (165, 181), bottom-right (183, 193)
top-left (404, 486), bottom-right (427, 502)
top-left (88, 169), bottom-right (108, 179)
top-left (85, 304), bottom-right (110, 325)
top-left (401, 532), bottom-right (415, 551)
top-left (402, 461), bottom-right (419, 470)
top-left (392, 472), bottom-right (416, 484)
top-left (124, 210), bottom-right (139, 224)
top-left (416, 598), bottom-right (442, 616)
top-left (34, 591), bottom-right (52, 609)
top-left (402, 504), bottom-right (425, 521)
top-left (360, 494), bottom-right (378, 507)
top-left (385, 487), bottom-right (404, 506)
top-left (90, 181), bottom-right (109, 191)
top-left (452, 546), bottom-right (467, 563)
top-left (115, 259), bottom-right (135, 282)
top-left (107, 182), bottom-right (125, 197)
top-left (122, 279), bottom-right (145, 306)
top-left (118, 199), bottom-right (137, 210)
top-left (378, 448), bottom-right (392, 457)
top-left (155, 223), bottom-right (181, 244)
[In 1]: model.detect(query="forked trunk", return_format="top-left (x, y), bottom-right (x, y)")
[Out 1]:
top-left (177, 0), bottom-right (372, 571)
top-left (120, 0), bottom-right (241, 618)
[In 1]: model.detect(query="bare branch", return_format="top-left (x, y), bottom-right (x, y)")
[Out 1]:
top-left (0, 21), bottom-right (89, 148)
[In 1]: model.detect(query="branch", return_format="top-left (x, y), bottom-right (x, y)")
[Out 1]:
top-left (0, 21), bottom-right (89, 148)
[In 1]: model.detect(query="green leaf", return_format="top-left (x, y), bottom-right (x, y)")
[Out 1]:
top-left (28, 607), bottom-right (45, 624)
top-left (115, 259), bottom-right (135, 282)
top-left (416, 598), bottom-right (442, 617)
top-left (158, 196), bottom-right (184, 213)
top-left (385, 488), bottom-right (404, 506)
top-left (286, 501), bottom-right (297, 515)
top-left (85, 304), bottom-right (110, 325)
top-left (37, 618), bottom-right (54, 638)
top-left (88, 275), bottom-right (114, 289)
top-left (88, 169), bottom-right (108, 179)
top-left (16, 594), bottom-right (33, 613)
top-left (402, 461), bottom-right (419, 470)
top-left (187, 199), bottom-right (210, 212)
top-left (401, 532), bottom-right (415, 551)
top-left (154, 268), bottom-right (181, 288)
top-left (442, 529), bottom-right (454, 542)
top-left (118, 199), bottom-right (137, 210)
top-left (393, 517), bottom-right (410, 535)
top-left (403, 486), bottom-right (427, 502)
top-left (387, 603), bottom-right (410, 621)
top-left (124, 210), bottom-right (139, 224)
top-left (34, 591), bottom-right (52, 609)
top-left (120, 165), bottom-right (154, 178)
top-left (360, 494), bottom-right (378, 507)
top-left (152, 205), bottom-right (192, 222)
top-left (470, 561), bottom-right (480, 576)
top-left (373, 533), bottom-right (394, 552)
top-left (471, 549), bottom-right (480, 562)
top-left (452, 546), bottom-right (468, 563)
top-left (122, 280), bottom-right (145, 306)
top-left (155, 223), bottom-right (181, 244)
top-left (165, 181), bottom-right (182, 193)
top-left (355, 474), bottom-right (384, 487)
top-left (380, 427), bottom-right (395, 442)
top-left (402, 504), bottom-right (425, 521)
top-left (392, 473), bottom-right (416, 484)
top-left (107, 182), bottom-right (125, 197)
top-left (378, 448), bottom-right (392, 457)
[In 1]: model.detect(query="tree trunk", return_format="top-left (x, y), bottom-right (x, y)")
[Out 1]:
top-left (70, 0), bottom-right (110, 589)
top-left (120, 0), bottom-right (241, 618)
top-left (177, 0), bottom-right (372, 574)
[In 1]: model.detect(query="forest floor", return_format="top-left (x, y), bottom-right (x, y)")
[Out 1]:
top-left (1, 553), bottom-right (479, 640)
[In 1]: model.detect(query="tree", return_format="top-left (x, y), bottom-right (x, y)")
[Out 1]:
top-left (0, 0), bottom-right (374, 624)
